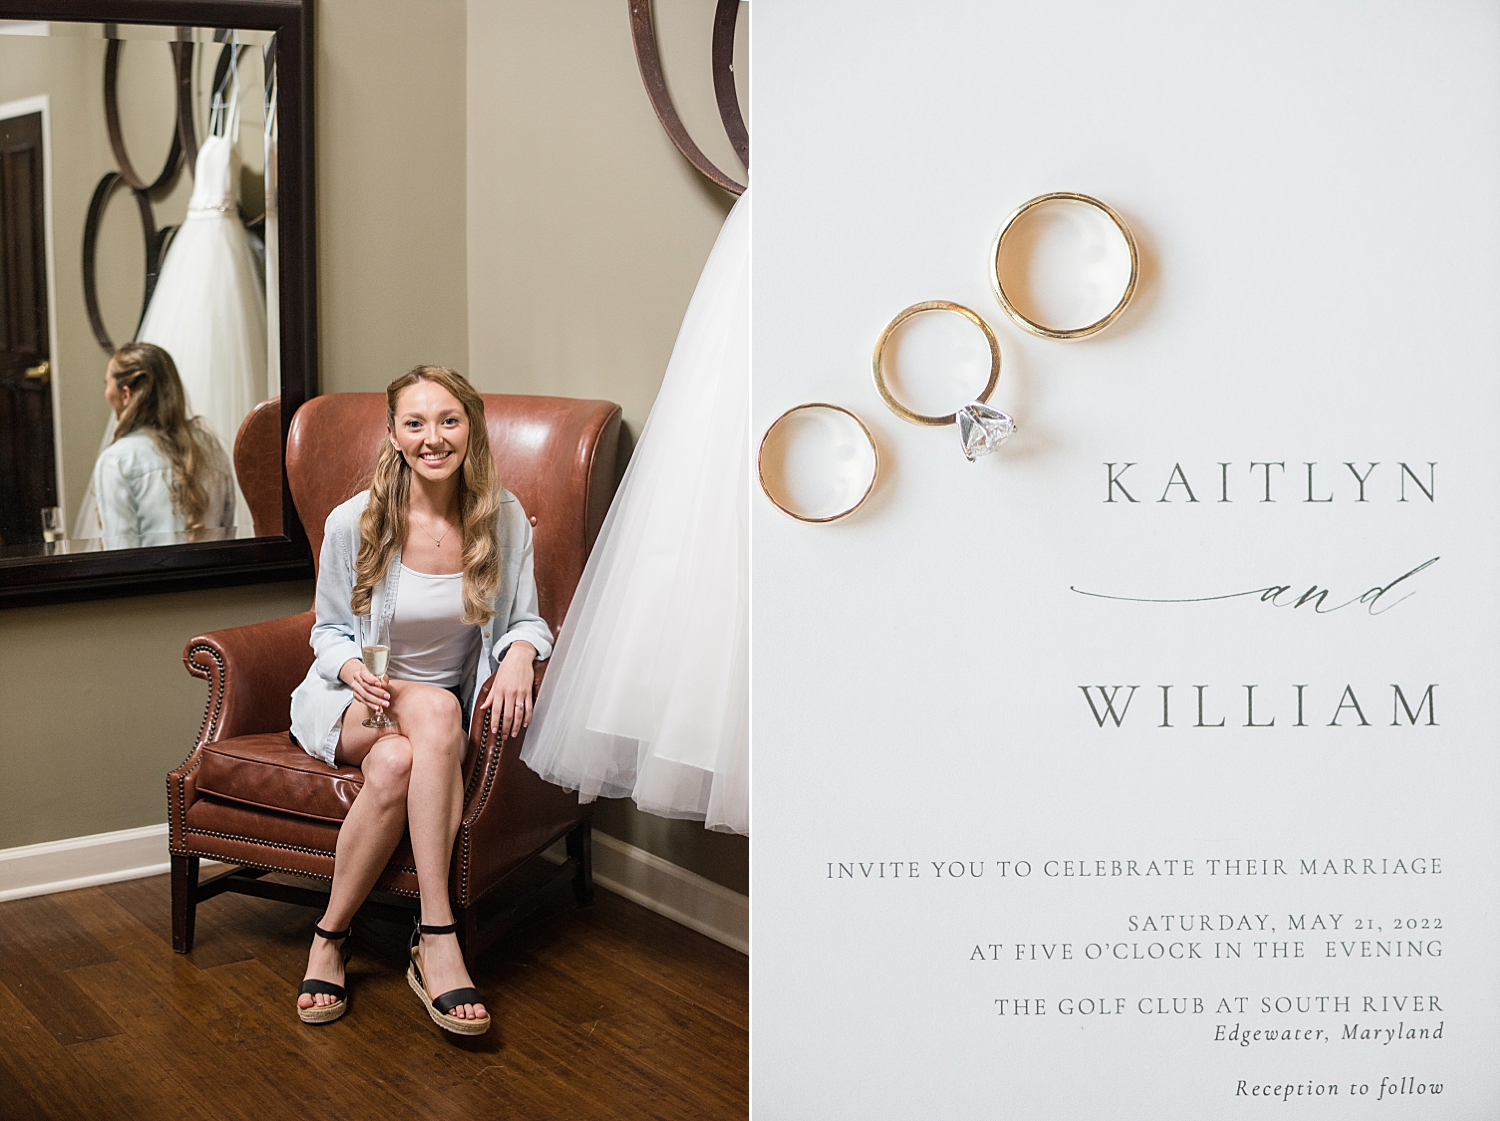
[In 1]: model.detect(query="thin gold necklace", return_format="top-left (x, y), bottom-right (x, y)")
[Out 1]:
top-left (416, 514), bottom-right (454, 548)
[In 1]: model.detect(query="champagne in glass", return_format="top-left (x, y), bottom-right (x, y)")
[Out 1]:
top-left (357, 613), bottom-right (396, 729)
top-left (361, 642), bottom-right (389, 677)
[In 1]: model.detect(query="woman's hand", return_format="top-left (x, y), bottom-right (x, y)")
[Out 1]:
top-left (339, 657), bottom-right (391, 715)
top-left (478, 642), bottom-right (536, 740)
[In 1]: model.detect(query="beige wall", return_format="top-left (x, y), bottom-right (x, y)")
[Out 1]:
top-left (0, 583), bottom-right (313, 846)
top-left (465, 0), bottom-right (747, 892)
top-left (0, 0), bottom-right (746, 896)
top-left (318, 0), bottom-right (470, 385)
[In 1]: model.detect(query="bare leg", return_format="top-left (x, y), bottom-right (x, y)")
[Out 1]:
top-left (396, 684), bottom-right (487, 1021)
top-left (298, 702), bottom-right (412, 1010)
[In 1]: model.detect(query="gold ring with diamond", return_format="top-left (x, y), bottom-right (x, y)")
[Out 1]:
top-left (990, 192), bottom-right (1139, 340)
top-left (871, 300), bottom-right (1016, 461)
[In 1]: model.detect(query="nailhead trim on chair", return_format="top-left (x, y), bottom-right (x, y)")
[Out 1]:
top-left (181, 829), bottom-right (421, 896)
top-left (184, 828), bottom-right (334, 864)
top-left (167, 751), bottom-right (204, 853)
top-left (461, 725), bottom-right (494, 854)
top-left (458, 718), bottom-right (504, 907)
top-left (456, 755), bottom-right (484, 903)
top-left (462, 720), bottom-right (489, 806)
top-left (454, 687), bottom-right (529, 907)
top-left (187, 828), bottom-right (334, 860)
top-left (169, 641), bottom-right (225, 854)
top-left (454, 703), bottom-right (491, 903)
top-left (185, 827), bottom-right (418, 876)
top-left (185, 641), bottom-right (229, 747)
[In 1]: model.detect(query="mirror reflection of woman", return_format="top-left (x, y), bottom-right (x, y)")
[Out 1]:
top-left (287, 366), bottom-right (552, 1034)
top-left (93, 343), bottom-right (235, 548)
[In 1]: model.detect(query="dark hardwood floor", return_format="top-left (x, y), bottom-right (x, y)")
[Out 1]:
top-left (0, 872), bottom-right (747, 1120)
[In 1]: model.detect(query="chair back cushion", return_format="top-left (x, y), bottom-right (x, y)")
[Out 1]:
top-left (286, 393), bottom-right (621, 634)
top-left (233, 396), bottom-right (284, 537)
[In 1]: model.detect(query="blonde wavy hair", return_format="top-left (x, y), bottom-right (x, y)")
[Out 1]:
top-left (351, 366), bottom-right (502, 625)
top-left (109, 343), bottom-right (225, 530)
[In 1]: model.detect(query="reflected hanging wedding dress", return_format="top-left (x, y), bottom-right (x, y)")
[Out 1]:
top-left (137, 125), bottom-right (267, 533)
top-left (75, 105), bottom-right (267, 539)
top-left (522, 191), bottom-right (748, 835)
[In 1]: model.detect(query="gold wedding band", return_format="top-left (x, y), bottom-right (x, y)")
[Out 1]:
top-left (991, 192), bottom-right (1139, 339)
top-left (871, 301), bottom-right (1001, 426)
top-left (757, 403), bottom-right (879, 523)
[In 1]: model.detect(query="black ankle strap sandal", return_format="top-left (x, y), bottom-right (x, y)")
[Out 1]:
top-left (296, 924), bottom-right (353, 1025)
top-left (407, 919), bottom-right (491, 1036)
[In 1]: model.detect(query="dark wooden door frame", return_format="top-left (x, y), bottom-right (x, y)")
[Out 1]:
top-left (0, 106), bottom-right (60, 547)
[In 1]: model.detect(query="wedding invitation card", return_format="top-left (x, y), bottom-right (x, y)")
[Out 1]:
top-left (751, 1), bottom-right (1500, 1115)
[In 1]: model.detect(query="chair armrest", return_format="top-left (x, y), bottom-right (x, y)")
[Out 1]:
top-left (453, 660), bottom-right (582, 906)
top-left (183, 610), bottom-right (316, 747)
top-left (462, 660), bottom-right (548, 761)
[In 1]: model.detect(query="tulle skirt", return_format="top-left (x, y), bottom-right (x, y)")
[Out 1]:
top-left (137, 209), bottom-right (267, 534)
top-left (522, 192), bottom-right (748, 835)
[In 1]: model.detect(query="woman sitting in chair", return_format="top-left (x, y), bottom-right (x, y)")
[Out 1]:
top-left (94, 342), bottom-right (235, 548)
top-left (288, 365), bottom-right (551, 1034)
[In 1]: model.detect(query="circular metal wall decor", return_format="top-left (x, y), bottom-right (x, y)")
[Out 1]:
top-left (82, 172), bottom-right (164, 353)
top-left (104, 39), bottom-right (186, 191)
top-left (629, 0), bottom-right (747, 195)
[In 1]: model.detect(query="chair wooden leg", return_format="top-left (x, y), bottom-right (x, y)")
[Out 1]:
top-left (171, 855), bottom-right (198, 953)
top-left (567, 821), bottom-right (594, 906)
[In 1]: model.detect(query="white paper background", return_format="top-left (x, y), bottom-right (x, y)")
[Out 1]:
top-left (750, 2), bottom-right (1500, 1116)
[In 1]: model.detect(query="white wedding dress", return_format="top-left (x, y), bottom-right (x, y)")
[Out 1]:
top-left (137, 126), bottom-right (267, 534)
top-left (75, 108), bottom-right (267, 540)
top-left (522, 191), bottom-right (749, 835)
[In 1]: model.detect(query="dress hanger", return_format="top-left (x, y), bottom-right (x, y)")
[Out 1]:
top-left (209, 36), bottom-right (243, 141)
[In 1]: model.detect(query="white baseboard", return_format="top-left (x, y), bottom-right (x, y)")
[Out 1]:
top-left (587, 830), bottom-right (748, 955)
top-left (0, 823), bottom-right (178, 903)
top-left (0, 823), bottom-right (749, 955)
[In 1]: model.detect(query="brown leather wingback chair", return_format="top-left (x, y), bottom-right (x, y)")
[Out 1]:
top-left (167, 393), bottom-right (621, 960)
top-left (233, 396), bottom-right (283, 537)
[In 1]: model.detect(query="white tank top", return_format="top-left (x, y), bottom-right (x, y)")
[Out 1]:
top-left (386, 566), bottom-right (480, 687)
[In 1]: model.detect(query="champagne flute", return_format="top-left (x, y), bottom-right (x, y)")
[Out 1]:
top-left (357, 613), bottom-right (396, 729)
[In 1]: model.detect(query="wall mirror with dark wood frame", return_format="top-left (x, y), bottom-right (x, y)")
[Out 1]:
top-left (0, 0), bottom-right (313, 605)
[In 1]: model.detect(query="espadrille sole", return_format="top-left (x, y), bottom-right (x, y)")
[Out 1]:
top-left (406, 962), bottom-right (490, 1035)
top-left (296, 997), bottom-right (347, 1024)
